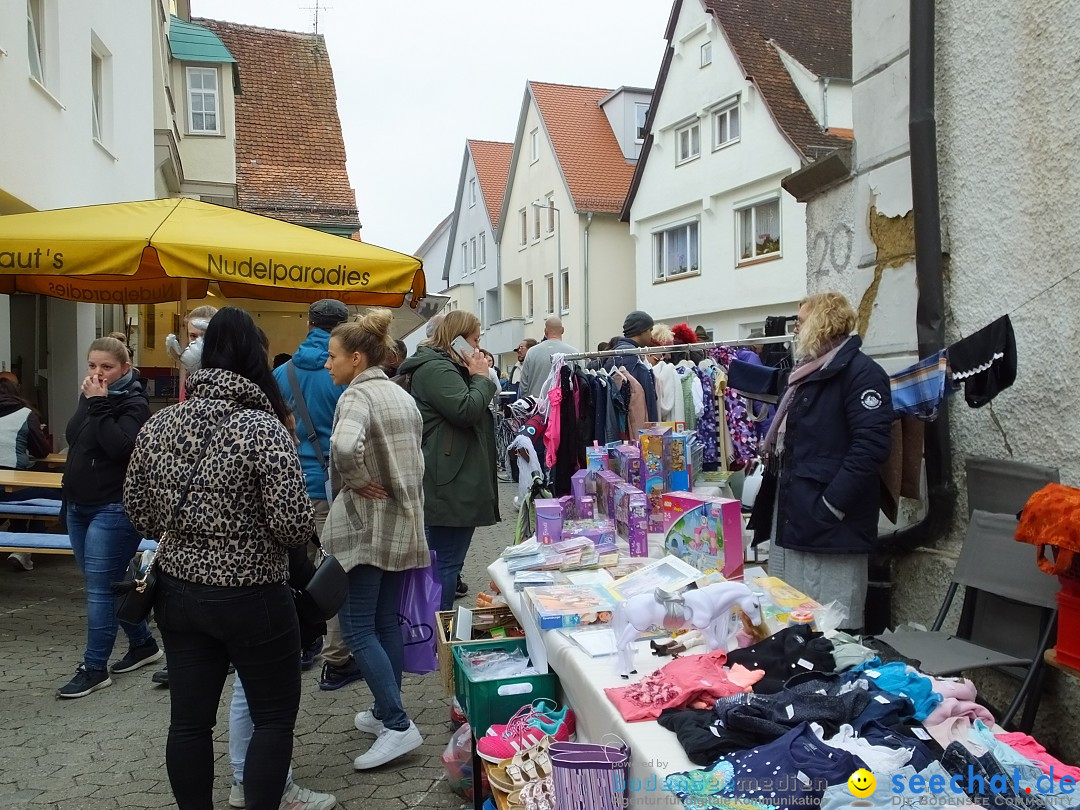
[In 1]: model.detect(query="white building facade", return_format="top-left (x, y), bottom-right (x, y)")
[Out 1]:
top-left (0, 0), bottom-right (156, 435)
top-left (625, 0), bottom-right (851, 340)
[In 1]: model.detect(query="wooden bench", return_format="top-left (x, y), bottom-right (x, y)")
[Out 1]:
top-left (0, 532), bottom-right (157, 556)
top-left (0, 498), bottom-right (63, 526)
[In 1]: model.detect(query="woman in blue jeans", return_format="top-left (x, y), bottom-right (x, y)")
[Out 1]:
top-left (124, 308), bottom-right (315, 810)
top-left (56, 336), bottom-right (161, 699)
top-left (322, 309), bottom-right (429, 769)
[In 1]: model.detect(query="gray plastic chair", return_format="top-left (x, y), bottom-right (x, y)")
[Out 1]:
top-left (874, 510), bottom-right (1059, 731)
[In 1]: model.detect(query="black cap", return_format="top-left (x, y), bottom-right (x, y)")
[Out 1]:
top-left (622, 310), bottom-right (655, 338)
top-left (309, 299), bottom-right (349, 330)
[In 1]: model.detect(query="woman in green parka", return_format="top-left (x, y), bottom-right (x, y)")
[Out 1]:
top-left (397, 310), bottom-right (500, 610)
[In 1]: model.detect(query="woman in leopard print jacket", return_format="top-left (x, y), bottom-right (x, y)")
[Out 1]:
top-left (124, 307), bottom-right (314, 810)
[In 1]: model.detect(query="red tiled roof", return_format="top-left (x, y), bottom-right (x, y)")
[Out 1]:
top-left (530, 82), bottom-right (637, 214)
top-left (195, 18), bottom-right (359, 230)
top-left (702, 0), bottom-right (851, 159)
top-left (467, 140), bottom-right (513, 230)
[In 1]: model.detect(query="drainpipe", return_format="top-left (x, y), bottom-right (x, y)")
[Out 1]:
top-left (584, 212), bottom-right (594, 351)
top-left (822, 77), bottom-right (830, 130)
top-left (885, 0), bottom-right (955, 551)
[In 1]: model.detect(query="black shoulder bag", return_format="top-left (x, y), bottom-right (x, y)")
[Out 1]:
top-left (113, 413), bottom-right (234, 624)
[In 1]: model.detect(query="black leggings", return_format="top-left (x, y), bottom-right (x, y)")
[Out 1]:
top-left (155, 573), bottom-right (301, 810)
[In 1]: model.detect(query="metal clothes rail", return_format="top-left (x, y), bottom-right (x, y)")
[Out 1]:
top-left (556, 333), bottom-right (794, 362)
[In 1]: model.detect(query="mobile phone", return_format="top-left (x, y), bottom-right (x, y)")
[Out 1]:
top-left (451, 335), bottom-right (475, 360)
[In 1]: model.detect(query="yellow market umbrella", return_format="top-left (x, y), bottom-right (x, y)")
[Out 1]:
top-left (0, 198), bottom-right (426, 307)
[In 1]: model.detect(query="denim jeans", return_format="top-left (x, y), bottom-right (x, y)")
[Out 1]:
top-left (939, 741), bottom-right (1045, 810)
top-left (66, 501), bottom-right (153, 671)
top-left (425, 526), bottom-right (475, 612)
top-left (337, 565), bottom-right (408, 730)
top-left (229, 676), bottom-right (292, 788)
top-left (156, 572), bottom-right (301, 810)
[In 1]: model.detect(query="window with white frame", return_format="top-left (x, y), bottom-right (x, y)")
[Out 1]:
top-left (635, 103), bottom-right (649, 142)
top-left (653, 220), bottom-right (700, 282)
top-left (525, 281), bottom-right (535, 321)
top-left (530, 129), bottom-right (539, 163)
top-left (519, 209), bottom-right (527, 247)
top-left (469, 178), bottom-right (477, 207)
top-left (545, 274), bottom-right (554, 315)
top-left (91, 51), bottom-right (104, 141)
top-left (713, 100), bottom-right (740, 149)
top-left (461, 242), bottom-right (468, 272)
top-left (544, 194), bottom-right (555, 235)
top-left (479, 232), bottom-right (487, 268)
top-left (560, 269), bottom-right (570, 314)
top-left (27, 0), bottom-right (45, 83)
top-left (187, 66), bottom-right (220, 134)
top-left (676, 121), bottom-right (700, 164)
top-left (701, 41), bottom-right (713, 67)
top-left (470, 237), bottom-right (477, 272)
top-left (737, 198), bottom-right (782, 262)
top-left (479, 298), bottom-right (486, 330)
top-left (532, 203), bottom-right (541, 243)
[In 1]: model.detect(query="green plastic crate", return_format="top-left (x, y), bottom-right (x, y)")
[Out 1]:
top-left (451, 637), bottom-right (558, 736)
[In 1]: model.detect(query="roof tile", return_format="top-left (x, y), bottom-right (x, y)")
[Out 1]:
top-left (530, 82), bottom-right (637, 214)
top-left (467, 140), bottom-right (513, 229)
top-left (195, 18), bottom-right (359, 229)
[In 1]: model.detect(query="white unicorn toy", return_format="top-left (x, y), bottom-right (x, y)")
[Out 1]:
top-left (612, 581), bottom-right (762, 678)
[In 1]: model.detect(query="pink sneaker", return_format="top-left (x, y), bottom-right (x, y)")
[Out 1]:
top-left (477, 705), bottom-right (575, 763)
top-left (486, 701), bottom-right (576, 740)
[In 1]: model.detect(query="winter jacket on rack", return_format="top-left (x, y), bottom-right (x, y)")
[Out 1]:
top-left (605, 336), bottom-right (658, 422)
top-left (63, 371), bottom-right (150, 505)
top-left (124, 368), bottom-right (314, 588)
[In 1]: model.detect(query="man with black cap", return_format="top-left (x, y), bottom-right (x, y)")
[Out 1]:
top-left (606, 310), bottom-right (660, 421)
top-left (273, 299), bottom-right (363, 688)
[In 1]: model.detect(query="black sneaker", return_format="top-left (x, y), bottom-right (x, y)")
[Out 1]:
top-left (57, 665), bottom-right (112, 699)
top-left (300, 637), bottom-right (323, 671)
top-left (318, 658), bottom-right (364, 691)
top-left (110, 639), bottom-right (164, 674)
top-left (151, 667), bottom-right (169, 686)
top-left (456, 576), bottom-right (469, 597)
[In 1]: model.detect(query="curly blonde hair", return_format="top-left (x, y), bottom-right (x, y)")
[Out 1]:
top-left (796, 292), bottom-right (856, 360)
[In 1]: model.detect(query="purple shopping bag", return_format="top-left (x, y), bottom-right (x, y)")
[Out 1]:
top-left (399, 551), bottom-right (441, 674)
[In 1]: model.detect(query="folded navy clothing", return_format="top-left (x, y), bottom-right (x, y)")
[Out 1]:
top-left (858, 720), bottom-right (941, 772)
top-left (657, 708), bottom-right (761, 766)
top-left (726, 624), bottom-right (836, 693)
top-left (791, 670), bottom-right (917, 731)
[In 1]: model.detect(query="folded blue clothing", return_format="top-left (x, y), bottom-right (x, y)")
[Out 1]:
top-left (0, 532), bottom-right (157, 553)
top-left (847, 659), bottom-right (943, 721)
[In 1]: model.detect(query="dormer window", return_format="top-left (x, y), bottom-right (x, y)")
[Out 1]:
top-left (187, 66), bottom-right (220, 134)
top-left (635, 103), bottom-right (649, 143)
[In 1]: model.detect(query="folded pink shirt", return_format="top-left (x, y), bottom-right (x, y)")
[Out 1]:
top-left (995, 732), bottom-right (1080, 781)
top-left (923, 696), bottom-right (996, 726)
top-left (604, 650), bottom-right (764, 722)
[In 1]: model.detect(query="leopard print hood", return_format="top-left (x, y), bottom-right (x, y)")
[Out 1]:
top-left (184, 367), bottom-right (275, 414)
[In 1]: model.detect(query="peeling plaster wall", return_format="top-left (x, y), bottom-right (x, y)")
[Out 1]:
top-left (801, 0), bottom-right (1080, 756)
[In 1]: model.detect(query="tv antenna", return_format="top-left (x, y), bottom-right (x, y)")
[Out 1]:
top-left (300, 0), bottom-right (331, 34)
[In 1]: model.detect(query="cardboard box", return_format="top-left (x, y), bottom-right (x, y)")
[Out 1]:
top-left (535, 498), bottom-right (565, 545)
top-left (663, 493), bottom-right (744, 579)
top-left (668, 432), bottom-right (691, 492)
top-left (610, 444), bottom-right (643, 490)
top-left (571, 469), bottom-right (596, 501)
top-left (562, 518), bottom-right (616, 550)
top-left (639, 428), bottom-right (671, 532)
top-left (585, 442), bottom-right (609, 472)
top-left (524, 584), bottom-right (618, 630)
top-left (595, 470), bottom-right (625, 518)
top-left (614, 483), bottom-right (649, 557)
top-left (576, 495), bottom-right (595, 520)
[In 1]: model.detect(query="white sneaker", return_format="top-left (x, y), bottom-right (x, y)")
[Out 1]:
top-left (229, 781), bottom-right (245, 808)
top-left (279, 782), bottom-right (337, 810)
top-left (353, 721), bottom-right (422, 770)
top-left (353, 709), bottom-right (383, 736)
top-left (7, 552), bottom-right (33, 571)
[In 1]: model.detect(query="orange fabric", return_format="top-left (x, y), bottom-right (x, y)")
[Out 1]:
top-left (1015, 483), bottom-right (1080, 575)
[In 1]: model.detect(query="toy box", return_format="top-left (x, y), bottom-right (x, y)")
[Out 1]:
top-left (571, 469), bottom-right (596, 501)
top-left (524, 584), bottom-right (618, 630)
top-left (668, 432), bottom-right (691, 492)
top-left (595, 470), bottom-right (625, 518)
top-left (748, 575), bottom-right (823, 632)
top-left (643, 421), bottom-right (687, 433)
top-left (614, 483), bottom-right (649, 557)
top-left (639, 427), bottom-right (672, 532)
top-left (535, 498), bottom-right (565, 545)
top-left (577, 495), bottom-right (595, 520)
top-left (609, 444), bottom-right (643, 490)
top-left (663, 493), bottom-right (744, 579)
top-left (607, 554), bottom-right (702, 602)
top-left (562, 518), bottom-right (616, 550)
top-left (585, 442), bottom-right (609, 472)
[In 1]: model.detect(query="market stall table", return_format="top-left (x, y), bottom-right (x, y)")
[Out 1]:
top-left (0, 470), bottom-right (64, 493)
top-left (487, 541), bottom-right (764, 807)
top-left (39, 453), bottom-right (67, 467)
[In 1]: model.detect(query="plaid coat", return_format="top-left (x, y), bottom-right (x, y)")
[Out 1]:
top-left (321, 366), bottom-right (428, 572)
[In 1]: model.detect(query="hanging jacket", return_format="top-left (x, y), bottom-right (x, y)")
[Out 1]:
top-left (63, 371), bottom-right (150, 505)
top-left (397, 345), bottom-right (500, 528)
top-left (272, 327), bottom-right (347, 500)
top-left (606, 336), bottom-right (659, 422)
top-left (0, 393), bottom-right (50, 470)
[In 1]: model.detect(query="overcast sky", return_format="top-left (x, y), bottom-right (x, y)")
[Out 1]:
top-left (194, 1), bottom-right (671, 255)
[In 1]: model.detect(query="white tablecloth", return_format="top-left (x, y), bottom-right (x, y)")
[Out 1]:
top-left (488, 542), bottom-right (698, 806)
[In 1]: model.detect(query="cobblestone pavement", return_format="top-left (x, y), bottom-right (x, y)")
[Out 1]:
top-left (0, 482), bottom-right (519, 809)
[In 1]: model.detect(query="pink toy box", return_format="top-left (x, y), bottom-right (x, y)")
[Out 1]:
top-left (609, 444), bottom-right (643, 490)
top-left (614, 483), bottom-right (649, 557)
top-left (661, 492), bottom-right (743, 579)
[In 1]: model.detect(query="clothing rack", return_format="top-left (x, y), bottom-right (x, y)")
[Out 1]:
top-left (557, 334), bottom-right (794, 362)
